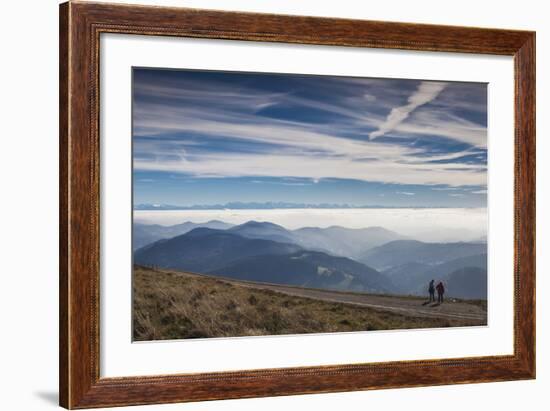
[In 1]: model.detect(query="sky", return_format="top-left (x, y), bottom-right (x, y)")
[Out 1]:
top-left (132, 68), bottom-right (487, 208)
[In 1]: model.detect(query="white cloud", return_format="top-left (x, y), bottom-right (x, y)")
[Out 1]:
top-left (133, 75), bottom-right (487, 188)
top-left (393, 110), bottom-right (487, 148)
top-left (134, 151), bottom-right (486, 187)
top-left (369, 81), bottom-right (446, 140)
top-left (133, 99), bottom-right (486, 187)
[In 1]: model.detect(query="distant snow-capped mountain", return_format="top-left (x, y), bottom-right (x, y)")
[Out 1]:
top-left (134, 202), bottom-right (454, 210)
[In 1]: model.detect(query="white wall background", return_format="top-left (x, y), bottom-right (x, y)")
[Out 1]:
top-left (0, 0), bottom-right (546, 410)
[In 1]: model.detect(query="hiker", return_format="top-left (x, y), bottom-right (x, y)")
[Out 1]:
top-left (436, 281), bottom-right (445, 303)
top-left (428, 279), bottom-right (436, 303)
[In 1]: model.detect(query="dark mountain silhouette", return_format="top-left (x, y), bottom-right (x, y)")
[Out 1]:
top-left (359, 240), bottom-right (487, 270)
top-left (134, 226), bottom-right (391, 293)
top-left (133, 220), bottom-right (233, 250)
top-left (134, 228), bottom-right (301, 273)
top-left (211, 250), bottom-right (392, 294)
top-left (444, 267), bottom-right (487, 299)
top-left (384, 254), bottom-right (487, 295)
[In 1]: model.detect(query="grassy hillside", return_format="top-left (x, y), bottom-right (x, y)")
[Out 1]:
top-left (133, 265), bottom-right (481, 341)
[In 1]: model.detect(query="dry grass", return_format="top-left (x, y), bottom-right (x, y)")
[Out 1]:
top-left (133, 265), bottom-right (479, 341)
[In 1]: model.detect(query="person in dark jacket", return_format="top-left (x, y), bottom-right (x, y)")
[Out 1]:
top-left (428, 279), bottom-right (436, 303)
top-left (436, 281), bottom-right (445, 303)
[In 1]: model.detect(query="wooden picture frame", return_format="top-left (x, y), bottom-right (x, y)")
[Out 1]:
top-left (59, 1), bottom-right (535, 408)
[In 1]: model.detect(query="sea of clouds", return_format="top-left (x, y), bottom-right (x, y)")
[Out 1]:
top-left (134, 208), bottom-right (487, 243)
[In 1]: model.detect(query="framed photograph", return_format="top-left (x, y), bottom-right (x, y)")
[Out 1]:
top-left (59, 2), bottom-right (535, 408)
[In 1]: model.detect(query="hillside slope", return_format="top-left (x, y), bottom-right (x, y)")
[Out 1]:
top-left (134, 227), bottom-right (301, 272)
top-left (211, 250), bottom-right (391, 293)
top-left (444, 267), bottom-right (488, 299)
top-left (133, 266), bottom-right (485, 341)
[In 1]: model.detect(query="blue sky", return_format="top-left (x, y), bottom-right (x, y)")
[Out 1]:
top-left (133, 68), bottom-right (487, 207)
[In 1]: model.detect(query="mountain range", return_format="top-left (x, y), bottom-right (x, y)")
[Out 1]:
top-left (135, 220), bottom-right (406, 258)
top-left (293, 226), bottom-right (407, 259)
top-left (134, 226), bottom-right (393, 293)
top-left (134, 220), bottom-right (488, 299)
top-left (134, 202), bottom-right (457, 211)
top-left (359, 240), bottom-right (487, 270)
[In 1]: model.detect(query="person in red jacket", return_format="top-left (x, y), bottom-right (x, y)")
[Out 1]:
top-left (436, 281), bottom-right (445, 303)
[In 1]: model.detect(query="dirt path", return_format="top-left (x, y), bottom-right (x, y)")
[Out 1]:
top-left (239, 282), bottom-right (487, 321)
top-left (242, 282), bottom-right (487, 321)
top-left (172, 270), bottom-right (487, 323)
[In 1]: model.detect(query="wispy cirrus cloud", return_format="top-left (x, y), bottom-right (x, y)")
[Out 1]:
top-left (132, 69), bottom-right (488, 206)
top-left (369, 81), bottom-right (446, 140)
top-left (392, 110), bottom-right (487, 148)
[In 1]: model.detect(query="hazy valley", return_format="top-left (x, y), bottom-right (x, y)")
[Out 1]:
top-left (134, 218), bottom-right (488, 300)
